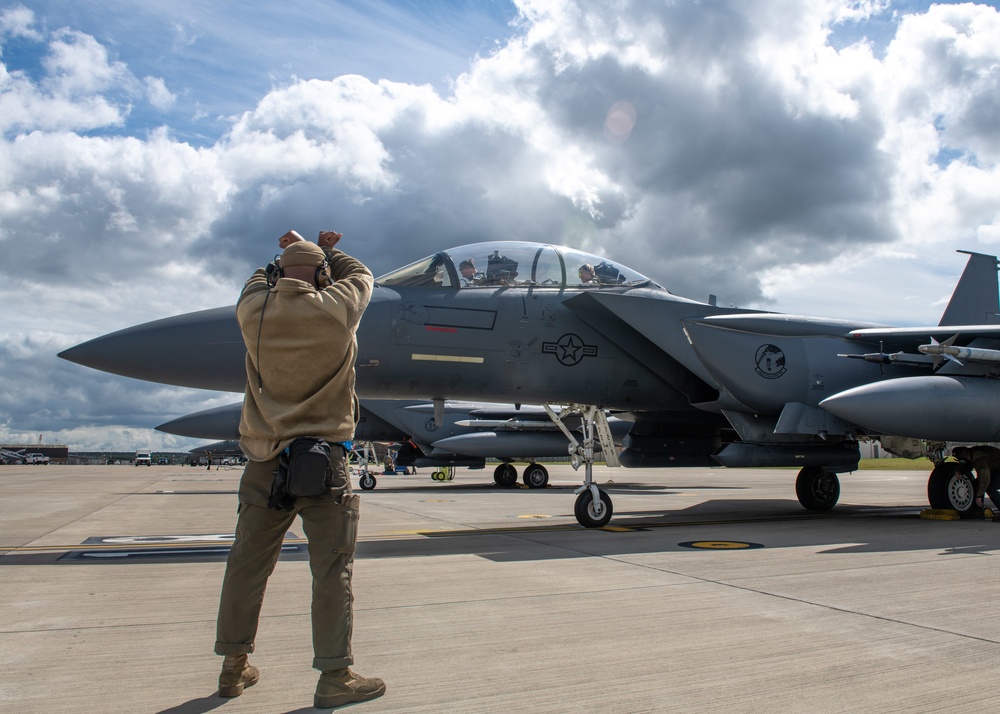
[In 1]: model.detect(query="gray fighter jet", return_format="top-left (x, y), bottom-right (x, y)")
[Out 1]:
top-left (59, 241), bottom-right (1000, 526)
top-left (158, 399), bottom-right (630, 490)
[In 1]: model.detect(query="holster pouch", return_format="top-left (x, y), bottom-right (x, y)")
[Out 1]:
top-left (267, 437), bottom-right (333, 510)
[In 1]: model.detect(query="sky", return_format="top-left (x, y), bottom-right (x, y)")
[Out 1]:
top-left (1, 0), bottom-right (1000, 452)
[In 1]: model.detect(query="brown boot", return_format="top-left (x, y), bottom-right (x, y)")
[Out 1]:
top-left (314, 668), bottom-right (386, 709)
top-left (218, 654), bottom-right (259, 697)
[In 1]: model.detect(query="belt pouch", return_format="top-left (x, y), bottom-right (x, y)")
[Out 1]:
top-left (286, 437), bottom-right (332, 497)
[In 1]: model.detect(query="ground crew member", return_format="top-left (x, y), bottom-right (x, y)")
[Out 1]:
top-left (214, 229), bottom-right (385, 709)
top-left (952, 445), bottom-right (1000, 511)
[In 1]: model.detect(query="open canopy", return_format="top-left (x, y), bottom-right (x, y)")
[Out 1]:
top-left (375, 241), bottom-right (664, 291)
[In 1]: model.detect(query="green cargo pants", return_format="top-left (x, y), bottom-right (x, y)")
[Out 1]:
top-left (214, 450), bottom-right (360, 671)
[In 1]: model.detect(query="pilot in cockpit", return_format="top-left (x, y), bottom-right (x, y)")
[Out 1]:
top-left (578, 263), bottom-right (597, 285)
top-left (459, 259), bottom-right (485, 287)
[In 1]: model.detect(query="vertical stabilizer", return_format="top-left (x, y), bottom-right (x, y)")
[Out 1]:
top-left (938, 251), bottom-right (1000, 326)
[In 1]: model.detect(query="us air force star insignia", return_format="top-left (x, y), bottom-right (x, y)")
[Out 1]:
top-left (423, 417), bottom-right (438, 432)
top-left (542, 333), bottom-right (598, 366)
top-left (755, 344), bottom-right (786, 379)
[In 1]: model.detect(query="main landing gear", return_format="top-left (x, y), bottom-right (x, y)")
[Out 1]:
top-left (543, 403), bottom-right (620, 528)
top-left (794, 466), bottom-right (841, 511)
top-left (492, 462), bottom-right (549, 488)
top-left (927, 461), bottom-right (977, 514)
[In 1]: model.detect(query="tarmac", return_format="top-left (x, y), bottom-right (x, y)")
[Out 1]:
top-left (1, 462), bottom-right (998, 713)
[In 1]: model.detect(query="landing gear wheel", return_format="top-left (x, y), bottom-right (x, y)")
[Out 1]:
top-left (494, 463), bottom-right (518, 488)
top-left (574, 488), bottom-right (613, 528)
top-left (795, 466), bottom-right (840, 510)
top-left (358, 473), bottom-right (376, 491)
top-left (927, 462), bottom-right (976, 514)
top-left (431, 470), bottom-right (446, 481)
top-left (522, 464), bottom-right (549, 489)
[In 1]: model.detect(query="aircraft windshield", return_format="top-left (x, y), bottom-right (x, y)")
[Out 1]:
top-left (376, 241), bottom-right (661, 290)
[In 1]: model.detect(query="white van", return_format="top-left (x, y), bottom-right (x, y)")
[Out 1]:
top-left (135, 450), bottom-right (152, 466)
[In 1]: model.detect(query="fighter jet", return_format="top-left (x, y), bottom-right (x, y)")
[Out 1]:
top-left (158, 399), bottom-right (631, 490)
top-left (59, 241), bottom-right (999, 526)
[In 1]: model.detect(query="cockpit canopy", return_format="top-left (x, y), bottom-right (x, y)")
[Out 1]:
top-left (375, 241), bottom-right (664, 291)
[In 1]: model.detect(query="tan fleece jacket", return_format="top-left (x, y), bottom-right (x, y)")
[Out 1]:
top-left (236, 247), bottom-right (373, 461)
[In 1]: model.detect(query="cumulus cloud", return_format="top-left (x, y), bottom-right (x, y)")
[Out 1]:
top-left (0, 3), bottom-right (40, 40)
top-left (144, 76), bottom-right (176, 111)
top-left (2, 0), bottom-right (1000, 449)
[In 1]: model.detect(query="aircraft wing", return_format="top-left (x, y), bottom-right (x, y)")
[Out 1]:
top-left (848, 325), bottom-right (1000, 342)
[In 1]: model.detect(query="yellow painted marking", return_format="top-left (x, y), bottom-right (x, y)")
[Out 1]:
top-left (690, 541), bottom-right (752, 549)
top-left (517, 514), bottom-right (552, 519)
top-left (411, 353), bottom-right (484, 364)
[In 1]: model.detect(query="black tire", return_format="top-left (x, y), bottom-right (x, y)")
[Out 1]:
top-left (574, 488), bottom-right (613, 528)
top-left (494, 463), bottom-right (518, 488)
top-left (359, 473), bottom-right (377, 491)
top-left (795, 466), bottom-right (840, 511)
top-left (927, 462), bottom-right (976, 513)
top-left (522, 464), bottom-right (549, 489)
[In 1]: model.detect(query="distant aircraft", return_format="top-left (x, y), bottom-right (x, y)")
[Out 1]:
top-left (0, 448), bottom-right (27, 464)
top-left (158, 399), bottom-right (631, 490)
top-left (59, 241), bottom-right (1000, 526)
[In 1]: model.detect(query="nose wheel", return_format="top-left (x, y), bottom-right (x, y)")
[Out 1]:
top-left (574, 487), bottom-right (613, 528)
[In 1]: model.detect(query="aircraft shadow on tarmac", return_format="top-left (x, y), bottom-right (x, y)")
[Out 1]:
top-left (356, 498), bottom-right (1000, 563)
top-left (2, 499), bottom-right (995, 567)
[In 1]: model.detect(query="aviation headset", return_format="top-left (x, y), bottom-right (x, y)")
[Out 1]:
top-left (265, 252), bottom-right (333, 289)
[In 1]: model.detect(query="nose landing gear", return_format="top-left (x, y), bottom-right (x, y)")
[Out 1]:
top-left (543, 404), bottom-right (620, 528)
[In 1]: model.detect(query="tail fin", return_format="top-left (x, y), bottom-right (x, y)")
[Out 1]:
top-left (938, 251), bottom-right (1000, 326)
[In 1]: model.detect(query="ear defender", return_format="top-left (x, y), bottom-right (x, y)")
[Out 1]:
top-left (265, 255), bottom-right (284, 287)
top-left (316, 263), bottom-right (333, 288)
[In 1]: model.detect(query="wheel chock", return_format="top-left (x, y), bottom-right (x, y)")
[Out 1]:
top-left (919, 508), bottom-right (997, 521)
top-left (920, 509), bottom-right (960, 520)
top-left (963, 507), bottom-right (995, 521)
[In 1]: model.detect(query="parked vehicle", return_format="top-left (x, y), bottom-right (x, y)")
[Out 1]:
top-left (135, 450), bottom-right (152, 466)
top-left (24, 453), bottom-right (50, 465)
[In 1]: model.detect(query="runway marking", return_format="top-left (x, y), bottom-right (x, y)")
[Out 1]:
top-left (517, 514), bottom-right (552, 519)
top-left (679, 540), bottom-right (764, 550)
top-left (0, 533), bottom-right (306, 561)
top-left (0, 507), bottom-right (924, 554)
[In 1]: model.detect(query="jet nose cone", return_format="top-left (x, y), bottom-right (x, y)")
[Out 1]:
top-left (157, 403), bottom-right (242, 440)
top-left (57, 306), bottom-right (246, 392)
top-left (58, 340), bottom-right (109, 370)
